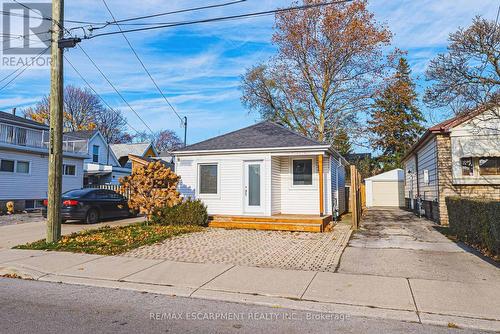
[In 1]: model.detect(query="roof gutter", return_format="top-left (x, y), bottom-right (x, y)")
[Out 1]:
top-left (173, 145), bottom-right (332, 156)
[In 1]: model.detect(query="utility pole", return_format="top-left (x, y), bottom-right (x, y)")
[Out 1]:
top-left (47, 0), bottom-right (64, 243)
top-left (183, 116), bottom-right (187, 147)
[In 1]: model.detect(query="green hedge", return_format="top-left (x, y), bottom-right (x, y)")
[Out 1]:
top-left (446, 196), bottom-right (500, 256)
top-left (151, 198), bottom-right (208, 227)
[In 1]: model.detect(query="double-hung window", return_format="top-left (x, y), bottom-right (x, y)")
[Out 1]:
top-left (198, 164), bottom-right (218, 195)
top-left (292, 159), bottom-right (313, 185)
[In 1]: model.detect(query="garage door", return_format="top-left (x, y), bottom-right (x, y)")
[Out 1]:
top-left (371, 181), bottom-right (404, 207)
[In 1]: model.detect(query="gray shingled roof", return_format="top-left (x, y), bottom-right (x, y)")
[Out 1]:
top-left (110, 142), bottom-right (153, 159)
top-left (0, 110), bottom-right (49, 129)
top-left (176, 121), bottom-right (326, 152)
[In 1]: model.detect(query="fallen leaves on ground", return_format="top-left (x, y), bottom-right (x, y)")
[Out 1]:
top-left (14, 223), bottom-right (203, 255)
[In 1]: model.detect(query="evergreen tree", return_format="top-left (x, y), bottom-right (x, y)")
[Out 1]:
top-left (332, 128), bottom-right (352, 156)
top-left (369, 57), bottom-right (425, 170)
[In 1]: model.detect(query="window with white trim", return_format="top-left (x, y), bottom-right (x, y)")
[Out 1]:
top-left (16, 161), bottom-right (30, 174)
top-left (63, 164), bottom-right (76, 176)
top-left (292, 159), bottom-right (313, 185)
top-left (198, 164), bottom-right (218, 194)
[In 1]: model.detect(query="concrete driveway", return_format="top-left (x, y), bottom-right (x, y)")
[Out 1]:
top-left (0, 215), bottom-right (146, 249)
top-left (337, 208), bottom-right (500, 283)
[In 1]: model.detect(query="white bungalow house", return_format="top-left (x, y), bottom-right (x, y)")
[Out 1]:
top-left (64, 130), bottom-right (131, 185)
top-left (173, 121), bottom-right (349, 232)
top-left (0, 110), bottom-right (87, 210)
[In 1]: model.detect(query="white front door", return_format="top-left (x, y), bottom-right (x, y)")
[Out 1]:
top-left (244, 161), bottom-right (263, 213)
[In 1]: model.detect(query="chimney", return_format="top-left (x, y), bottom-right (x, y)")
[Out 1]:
top-left (12, 108), bottom-right (16, 116)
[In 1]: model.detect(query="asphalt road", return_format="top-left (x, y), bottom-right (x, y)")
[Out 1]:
top-left (0, 278), bottom-right (490, 334)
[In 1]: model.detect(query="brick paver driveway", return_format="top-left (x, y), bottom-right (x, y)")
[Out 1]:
top-left (125, 223), bottom-right (352, 272)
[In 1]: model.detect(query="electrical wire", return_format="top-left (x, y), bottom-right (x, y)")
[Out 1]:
top-left (101, 0), bottom-right (183, 124)
top-left (64, 54), bottom-right (141, 134)
top-left (87, 0), bottom-right (352, 39)
top-left (0, 46), bottom-right (50, 92)
top-left (76, 44), bottom-right (155, 135)
top-left (5, 1), bottom-right (156, 135)
top-left (93, 0), bottom-right (246, 30)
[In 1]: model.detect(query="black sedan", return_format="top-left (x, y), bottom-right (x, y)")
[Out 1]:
top-left (42, 188), bottom-right (133, 224)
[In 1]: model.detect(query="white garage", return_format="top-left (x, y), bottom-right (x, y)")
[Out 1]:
top-left (365, 169), bottom-right (405, 207)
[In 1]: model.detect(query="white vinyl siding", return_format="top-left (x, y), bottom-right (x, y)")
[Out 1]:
top-left (417, 138), bottom-right (438, 201)
top-left (280, 156), bottom-right (323, 215)
top-left (271, 156), bottom-right (281, 214)
top-left (0, 149), bottom-right (84, 200)
top-left (84, 133), bottom-right (120, 167)
top-left (176, 153), bottom-right (271, 216)
top-left (176, 152), bottom-right (338, 216)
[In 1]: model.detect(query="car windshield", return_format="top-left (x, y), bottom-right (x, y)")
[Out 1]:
top-left (62, 189), bottom-right (92, 198)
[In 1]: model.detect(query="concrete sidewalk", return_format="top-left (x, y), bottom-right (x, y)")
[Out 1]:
top-left (0, 216), bottom-right (145, 249)
top-left (1, 248), bottom-right (499, 332)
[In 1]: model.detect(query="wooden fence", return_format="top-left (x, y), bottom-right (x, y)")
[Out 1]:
top-left (349, 165), bottom-right (363, 229)
top-left (83, 184), bottom-right (131, 199)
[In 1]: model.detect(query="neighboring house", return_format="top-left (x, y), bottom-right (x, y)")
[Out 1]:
top-left (402, 106), bottom-right (500, 224)
top-left (365, 169), bottom-right (404, 208)
top-left (110, 142), bottom-right (157, 170)
top-left (173, 121), bottom-right (349, 232)
top-left (128, 154), bottom-right (174, 171)
top-left (64, 130), bottom-right (130, 185)
top-left (0, 110), bottom-right (87, 210)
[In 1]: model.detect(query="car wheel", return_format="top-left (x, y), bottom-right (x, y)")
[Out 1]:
top-left (85, 209), bottom-right (99, 224)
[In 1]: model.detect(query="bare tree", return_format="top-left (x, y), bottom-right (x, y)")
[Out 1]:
top-left (24, 85), bottom-right (101, 131)
top-left (134, 129), bottom-right (183, 153)
top-left (95, 108), bottom-right (129, 144)
top-left (24, 85), bottom-right (133, 139)
top-left (424, 16), bottom-right (500, 114)
top-left (241, 0), bottom-right (392, 143)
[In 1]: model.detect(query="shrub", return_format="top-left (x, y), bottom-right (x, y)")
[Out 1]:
top-left (120, 161), bottom-right (181, 219)
top-left (151, 198), bottom-right (208, 227)
top-left (446, 196), bottom-right (500, 256)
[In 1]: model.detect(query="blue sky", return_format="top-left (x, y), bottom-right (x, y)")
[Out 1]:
top-left (0, 0), bottom-right (498, 151)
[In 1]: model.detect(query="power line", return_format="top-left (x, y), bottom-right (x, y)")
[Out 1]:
top-left (93, 0), bottom-right (246, 30)
top-left (2, 0), bottom-right (247, 30)
top-left (8, 1), bottom-right (155, 136)
top-left (64, 54), bottom-right (141, 134)
top-left (87, 0), bottom-right (352, 39)
top-left (101, 0), bottom-right (183, 124)
top-left (6, 2), bottom-right (102, 25)
top-left (0, 46), bottom-right (50, 92)
top-left (76, 44), bottom-right (155, 135)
